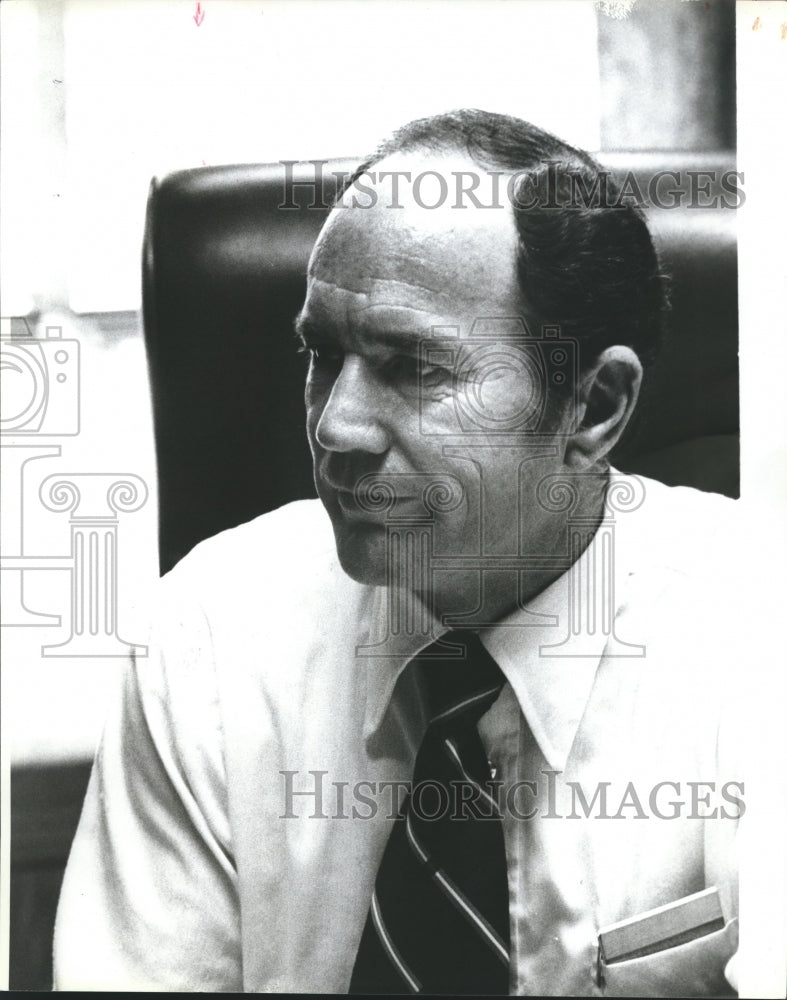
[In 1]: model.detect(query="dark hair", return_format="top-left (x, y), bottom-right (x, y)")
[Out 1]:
top-left (340, 109), bottom-right (666, 373)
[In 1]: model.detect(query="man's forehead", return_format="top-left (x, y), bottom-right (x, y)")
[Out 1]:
top-left (344, 149), bottom-right (513, 214)
top-left (306, 275), bottom-right (456, 317)
top-left (321, 151), bottom-right (516, 244)
top-left (306, 151), bottom-right (520, 320)
top-left (297, 277), bottom-right (458, 347)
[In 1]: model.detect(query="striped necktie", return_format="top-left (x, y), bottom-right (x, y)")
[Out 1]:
top-left (350, 630), bottom-right (510, 995)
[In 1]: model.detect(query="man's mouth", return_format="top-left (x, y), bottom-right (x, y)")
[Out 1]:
top-left (335, 489), bottom-right (381, 521)
top-left (337, 485), bottom-right (418, 518)
top-left (320, 472), bottom-right (419, 520)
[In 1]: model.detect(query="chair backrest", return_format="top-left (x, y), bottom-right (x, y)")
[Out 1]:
top-left (142, 155), bottom-right (738, 575)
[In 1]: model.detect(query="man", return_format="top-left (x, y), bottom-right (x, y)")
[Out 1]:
top-left (54, 111), bottom-right (741, 994)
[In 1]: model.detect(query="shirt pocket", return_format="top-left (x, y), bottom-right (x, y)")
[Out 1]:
top-left (599, 917), bottom-right (738, 998)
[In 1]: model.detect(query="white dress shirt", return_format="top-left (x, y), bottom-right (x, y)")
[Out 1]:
top-left (54, 472), bottom-right (742, 994)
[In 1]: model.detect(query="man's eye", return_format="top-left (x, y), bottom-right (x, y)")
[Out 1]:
top-left (421, 363), bottom-right (446, 383)
top-left (305, 344), bottom-right (344, 367)
top-left (416, 362), bottom-right (448, 387)
top-left (385, 355), bottom-right (444, 384)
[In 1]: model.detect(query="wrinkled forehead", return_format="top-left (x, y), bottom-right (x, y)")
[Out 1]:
top-left (307, 152), bottom-right (520, 311)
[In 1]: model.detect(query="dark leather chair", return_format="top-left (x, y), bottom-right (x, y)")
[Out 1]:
top-left (142, 155), bottom-right (738, 575)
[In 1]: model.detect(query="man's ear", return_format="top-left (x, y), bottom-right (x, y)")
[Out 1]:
top-left (563, 346), bottom-right (643, 469)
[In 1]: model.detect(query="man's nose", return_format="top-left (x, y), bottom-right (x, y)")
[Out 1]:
top-left (314, 356), bottom-right (391, 454)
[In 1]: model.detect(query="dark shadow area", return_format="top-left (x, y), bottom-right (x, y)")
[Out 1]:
top-left (10, 763), bottom-right (93, 990)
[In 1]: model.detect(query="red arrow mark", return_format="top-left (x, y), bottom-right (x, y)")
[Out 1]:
top-left (193, 2), bottom-right (205, 26)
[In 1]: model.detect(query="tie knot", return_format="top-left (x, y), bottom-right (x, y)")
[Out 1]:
top-left (416, 630), bottom-right (505, 728)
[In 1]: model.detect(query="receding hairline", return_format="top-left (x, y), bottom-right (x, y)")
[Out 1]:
top-left (340, 108), bottom-right (600, 184)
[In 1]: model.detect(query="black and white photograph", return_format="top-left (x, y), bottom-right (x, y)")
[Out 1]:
top-left (1, 0), bottom-right (785, 994)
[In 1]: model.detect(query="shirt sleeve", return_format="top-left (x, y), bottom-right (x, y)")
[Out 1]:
top-left (53, 570), bottom-right (242, 991)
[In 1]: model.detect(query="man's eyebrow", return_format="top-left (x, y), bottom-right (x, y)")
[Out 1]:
top-left (293, 312), bottom-right (436, 351)
top-left (369, 328), bottom-right (435, 352)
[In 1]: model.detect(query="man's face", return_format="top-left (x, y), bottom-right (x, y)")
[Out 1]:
top-left (299, 155), bottom-right (571, 603)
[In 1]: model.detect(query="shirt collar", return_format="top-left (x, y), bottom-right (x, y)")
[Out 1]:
top-left (478, 539), bottom-right (608, 772)
top-left (358, 584), bottom-right (445, 745)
